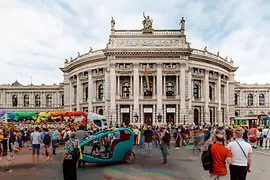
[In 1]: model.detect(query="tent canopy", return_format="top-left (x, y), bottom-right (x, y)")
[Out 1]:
top-left (87, 112), bottom-right (105, 120)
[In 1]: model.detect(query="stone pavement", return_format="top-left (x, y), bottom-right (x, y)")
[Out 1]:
top-left (0, 145), bottom-right (269, 180)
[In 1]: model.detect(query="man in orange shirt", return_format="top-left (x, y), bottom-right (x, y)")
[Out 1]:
top-left (210, 133), bottom-right (232, 179)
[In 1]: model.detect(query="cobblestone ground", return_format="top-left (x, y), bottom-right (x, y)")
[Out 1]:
top-left (0, 145), bottom-right (270, 180)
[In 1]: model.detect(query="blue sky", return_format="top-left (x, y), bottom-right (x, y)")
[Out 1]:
top-left (1, 0), bottom-right (270, 85)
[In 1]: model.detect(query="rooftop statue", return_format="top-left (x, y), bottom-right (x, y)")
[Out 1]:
top-left (77, 52), bottom-right (80, 57)
top-left (217, 51), bottom-right (219, 56)
top-left (111, 17), bottom-right (115, 30)
top-left (230, 58), bottom-right (234, 63)
top-left (89, 47), bottom-right (93, 53)
top-left (204, 46), bottom-right (207, 51)
top-left (65, 58), bottom-right (69, 64)
top-left (142, 12), bottom-right (153, 30)
top-left (180, 17), bottom-right (185, 30)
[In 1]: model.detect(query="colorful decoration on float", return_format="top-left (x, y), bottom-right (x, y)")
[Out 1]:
top-left (0, 109), bottom-right (7, 116)
top-left (144, 66), bottom-right (150, 90)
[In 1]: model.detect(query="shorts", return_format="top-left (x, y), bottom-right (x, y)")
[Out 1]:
top-left (44, 144), bottom-right (52, 153)
top-left (32, 144), bottom-right (40, 155)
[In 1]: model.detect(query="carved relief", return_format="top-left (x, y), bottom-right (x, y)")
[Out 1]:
top-left (115, 39), bottom-right (182, 47)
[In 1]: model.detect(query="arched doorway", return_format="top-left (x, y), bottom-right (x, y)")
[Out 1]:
top-left (235, 111), bottom-right (239, 117)
top-left (98, 109), bottom-right (103, 115)
top-left (194, 109), bottom-right (199, 125)
top-left (209, 109), bottom-right (213, 125)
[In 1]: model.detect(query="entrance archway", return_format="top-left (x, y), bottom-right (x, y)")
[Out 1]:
top-left (194, 109), bottom-right (199, 125)
top-left (98, 109), bottom-right (103, 115)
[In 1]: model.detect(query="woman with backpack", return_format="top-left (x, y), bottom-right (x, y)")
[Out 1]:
top-left (61, 132), bottom-right (80, 180)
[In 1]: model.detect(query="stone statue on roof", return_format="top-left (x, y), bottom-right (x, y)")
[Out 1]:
top-left (77, 52), bottom-right (80, 57)
top-left (111, 17), bottom-right (115, 30)
top-left (225, 56), bottom-right (228, 61)
top-left (180, 17), bottom-right (185, 30)
top-left (204, 46), bottom-right (207, 51)
top-left (65, 58), bottom-right (69, 64)
top-left (217, 51), bottom-right (219, 56)
top-left (89, 47), bottom-right (93, 53)
top-left (142, 12), bottom-right (153, 30)
top-left (230, 58), bottom-right (234, 63)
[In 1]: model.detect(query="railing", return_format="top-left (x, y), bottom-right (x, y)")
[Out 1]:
top-left (192, 49), bottom-right (229, 63)
top-left (113, 30), bottom-right (181, 36)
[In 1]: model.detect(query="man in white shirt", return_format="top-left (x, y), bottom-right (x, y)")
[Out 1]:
top-left (227, 127), bottom-right (252, 180)
top-left (262, 126), bottom-right (270, 150)
top-left (30, 127), bottom-right (41, 162)
top-left (133, 127), bottom-right (139, 146)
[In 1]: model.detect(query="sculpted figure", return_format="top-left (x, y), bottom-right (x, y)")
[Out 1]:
top-left (65, 58), bottom-right (69, 64)
top-left (204, 46), bottom-right (207, 51)
top-left (77, 52), bottom-right (80, 57)
top-left (142, 12), bottom-right (153, 29)
top-left (89, 47), bottom-right (93, 53)
top-left (230, 58), bottom-right (234, 63)
top-left (111, 17), bottom-right (115, 30)
top-left (217, 51), bottom-right (219, 56)
top-left (70, 57), bottom-right (73, 61)
top-left (180, 17), bottom-right (185, 30)
top-left (225, 56), bottom-right (228, 61)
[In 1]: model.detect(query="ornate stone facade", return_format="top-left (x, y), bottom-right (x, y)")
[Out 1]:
top-left (2, 17), bottom-right (263, 125)
top-left (60, 17), bottom-right (237, 125)
top-left (0, 81), bottom-right (64, 112)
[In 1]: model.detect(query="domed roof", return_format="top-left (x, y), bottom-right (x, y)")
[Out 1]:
top-left (11, 80), bottom-right (22, 86)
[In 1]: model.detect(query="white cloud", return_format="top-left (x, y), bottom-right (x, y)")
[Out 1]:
top-left (0, 0), bottom-right (270, 84)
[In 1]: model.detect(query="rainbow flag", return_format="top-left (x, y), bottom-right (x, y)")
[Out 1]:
top-left (144, 67), bottom-right (150, 90)
top-left (135, 130), bottom-right (144, 145)
top-left (176, 131), bottom-right (185, 147)
top-left (14, 147), bottom-right (21, 153)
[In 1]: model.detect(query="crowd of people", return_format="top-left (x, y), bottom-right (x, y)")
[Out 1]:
top-left (0, 120), bottom-right (268, 180)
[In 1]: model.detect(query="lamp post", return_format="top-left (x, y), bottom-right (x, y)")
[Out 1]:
top-left (134, 113), bottom-right (139, 123)
top-left (157, 113), bottom-right (162, 123)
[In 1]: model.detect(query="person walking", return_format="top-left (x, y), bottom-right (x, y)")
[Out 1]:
top-left (159, 127), bottom-right (170, 166)
top-left (208, 134), bottom-right (232, 180)
top-left (143, 126), bottom-right (154, 156)
top-left (30, 127), bottom-right (41, 163)
top-left (262, 126), bottom-right (270, 150)
top-left (61, 132), bottom-right (80, 180)
top-left (227, 127), bottom-right (252, 180)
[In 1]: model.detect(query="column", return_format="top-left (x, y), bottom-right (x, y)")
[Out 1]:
top-left (76, 78), bottom-right (80, 111)
top-left (140, 104), bottom-right (144, 124)
top-left (133, 63), bottom-right (139, 118)
top-left (157, 63), bottom-right (163, 118)
top-left (88, 72), bottom-right (93, 112)
top-left (31, 92), bottom-right (34, 108)
top-left (110, 64), bottom-right (116, 122)
top-left (140, 76), bottom-right (143, 97)
top-left (175, 75), bottom-right (179, 97)
top-left (217, 74), bottom-right (221, 124)
top-left (204, 70), bottom-right (210, 124)
top-left (130, 105), bottom-right (133, 123)
top-left (117, 105), bottom-right (121, 124)
top-left (130, 75), bottom-right (133, 98)
top-left (163, 104), bottom-right (166, 123)
top-left (180, 64), bottom-right (186, 122)
top-left (69, 82), bottom-right (72, 111)
top-left (117, 75), bottom-right (120, 98)
top-left (163, 76), bottom-right (166, 97)
top-left (153, 104), bottom-right (156, 124)
top-left (153, 76), bottom-right (156, 97)
top-left (176, 104), bottom-right (179, 124)
top-left (188, 69), bottom-right (192, 110)
top-left (57, 92), bottom-right (60, 107)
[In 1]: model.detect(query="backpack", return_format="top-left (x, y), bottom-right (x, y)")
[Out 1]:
top-left (201, 144), bottom-right (213, 171)
top-left (43, 133), bottom-right (51, 145)
top-left (70, 141), bottom-right (80, 162)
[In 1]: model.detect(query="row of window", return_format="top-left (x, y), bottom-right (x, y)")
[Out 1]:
top-left (11, 95), bottom-right (64, 107)
top-left (193, 84), bottom-right (225, 100)
top-left (235, 94), bottom-right (265, 106)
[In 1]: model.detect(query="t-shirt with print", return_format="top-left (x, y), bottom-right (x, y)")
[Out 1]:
top-left (64, 139), bottom-right (80, 160)
top-left (211, 143), bottom-right (231, 175)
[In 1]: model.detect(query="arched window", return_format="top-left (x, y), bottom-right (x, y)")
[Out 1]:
top-left (85, 86), bottom-right (88, 101)
top-left (166, 82), bottom-right (174, 96)
top-left (46, 95), bottom-right (52, 107)
top-left (122, 82), bottom-right (130, 98)
top-left (98, 109), bottom-right (103, 115)
top-left (247, 94), bottom-right (253, 106)
top-left (24, 95), bottom-right (29, 107)
top-left (193, 83), bottom-right (199, 99)
top-left (234, 94), bottom-right (238, 105)
top-left (209, 86), bottom-right (213, 100)
top-left (35, 95), bottom-right (40, 107)
top-left (194, 109), bottom-right (199, 125)
top-left (98, 84), bottom-right (103, 100)
top-left (61, 95), bottom-right (64, 106)
top-left (259, 94), bottom-right (265, 105)
top-left (12, 95), bottom-right (18, 107)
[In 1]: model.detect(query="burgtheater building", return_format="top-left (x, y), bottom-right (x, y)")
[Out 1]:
top-left (0, 15), bottom-right (269, 125)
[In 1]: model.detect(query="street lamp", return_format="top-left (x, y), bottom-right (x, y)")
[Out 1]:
top-left (157, 113), bottom-right (162, 123)
top-left (134, 113), bottom-right (139, 123)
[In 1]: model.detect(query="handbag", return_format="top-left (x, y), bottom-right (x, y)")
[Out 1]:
top-left (263, 129), bottom-right (269, 138)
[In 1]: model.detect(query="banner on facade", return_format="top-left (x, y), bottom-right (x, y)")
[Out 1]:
top-left (167, 108), bottom-right (175, 113)
top-left (144, 108), bottom-right (152, 113)
top-left (121, 108), bottom-right (130, 113)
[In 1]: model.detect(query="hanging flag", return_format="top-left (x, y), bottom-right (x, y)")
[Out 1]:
top-left (144, 66), bottom-right (150, 91)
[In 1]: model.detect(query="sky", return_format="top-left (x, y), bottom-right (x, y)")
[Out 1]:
top-left (1, 0), bottom-right (270, 85)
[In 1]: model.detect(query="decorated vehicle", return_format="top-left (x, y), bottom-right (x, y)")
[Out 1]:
top-left (87, 112), bottom-right (108, 130)
top-left (78, 128), bottom-right (135, 167)
top-left (231, 116), bottom-right (258, 128)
